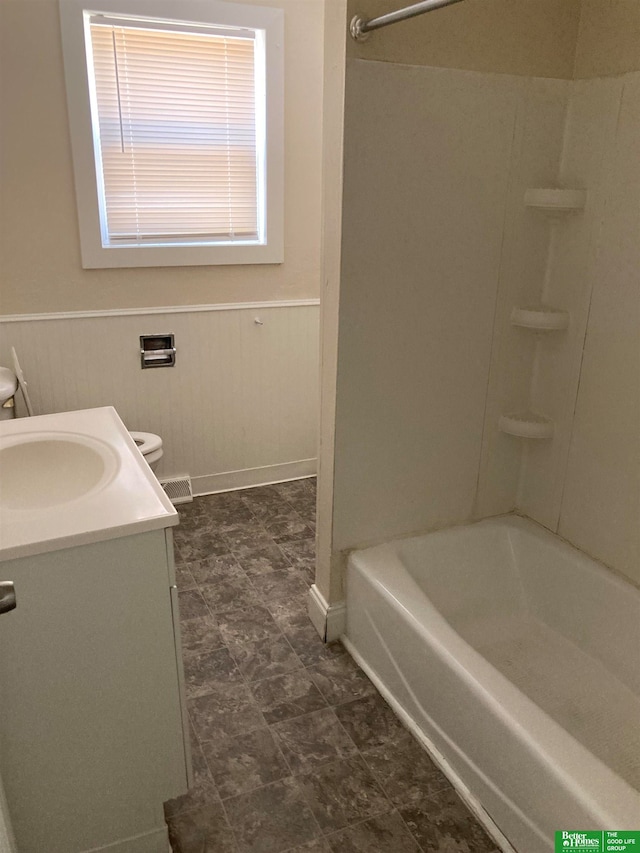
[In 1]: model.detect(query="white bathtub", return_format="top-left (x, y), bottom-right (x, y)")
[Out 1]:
top-left (345, 516), bottom-right (640, 853)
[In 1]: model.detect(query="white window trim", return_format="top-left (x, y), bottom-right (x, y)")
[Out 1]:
top-left (59, 0), bottom-right (284, 269)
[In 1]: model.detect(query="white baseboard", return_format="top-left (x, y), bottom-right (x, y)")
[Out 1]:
top-left (0, 298), bottom-right (320, 323)
top-left (307, 584), bottom-right (346, 642)
top-left (191, 459), bottom-right (316, 496)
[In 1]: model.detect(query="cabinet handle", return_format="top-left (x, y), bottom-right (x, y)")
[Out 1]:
top-left (0, 581), bottom-right (16, 614)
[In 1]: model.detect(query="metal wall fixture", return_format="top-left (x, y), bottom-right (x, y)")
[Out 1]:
top-left (350, 0), bottom-right (465, 41)
top-left (140, 334), bottom-right (176, 368)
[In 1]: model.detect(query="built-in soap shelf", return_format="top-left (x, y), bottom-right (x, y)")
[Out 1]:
top-left (499, 411), bottom-right (554, 439)
top-left (510, 305), bottom-right (569, 331)
top-left (524, 188), bottom-right (586, 214)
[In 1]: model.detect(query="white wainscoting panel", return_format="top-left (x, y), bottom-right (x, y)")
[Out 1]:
top-left (0, 303), bottom-right (320, 492)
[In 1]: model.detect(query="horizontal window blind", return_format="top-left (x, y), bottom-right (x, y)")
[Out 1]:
top-left (89, 20), bottom-right (259, 245)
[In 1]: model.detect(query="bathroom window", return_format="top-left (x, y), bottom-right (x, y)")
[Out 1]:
top-left (59, 0), bottom-right (284, 268)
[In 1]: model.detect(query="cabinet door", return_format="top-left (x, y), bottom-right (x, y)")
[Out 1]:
top-left (0, 531), bottom-right (188, 853)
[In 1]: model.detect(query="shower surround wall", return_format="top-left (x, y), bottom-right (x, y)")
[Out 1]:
top-left (332, 60), bottom-right (570, 552)
top-left (516, 71), bottom-right (640, 581)
top-left (322, 0), bottom-right (640, 614)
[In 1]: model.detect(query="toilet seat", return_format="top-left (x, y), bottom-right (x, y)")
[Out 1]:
top-left (129, 431), bottom-right (163, 469)
top-left (130, 431), bottom-right (162, 455)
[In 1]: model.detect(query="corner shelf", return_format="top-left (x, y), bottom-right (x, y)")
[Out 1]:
top-left (510, 306), bottom-right (569, 331)
top-left (499, 411), bottom-right (554, 439)
top-left (524, 188), bottom-right (586, 214)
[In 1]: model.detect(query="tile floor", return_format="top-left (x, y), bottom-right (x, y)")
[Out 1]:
top-left (164, 478), bottom-right (500, 853)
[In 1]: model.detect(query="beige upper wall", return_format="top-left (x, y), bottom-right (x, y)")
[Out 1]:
top-left (574, 0), bottom-right (640, 78)
top-left (0, 0), bottom-right (324, 315)
top-left (347, 0), bottom-right (640, 80)
top-left (347, 0), bottom-right (581, 78)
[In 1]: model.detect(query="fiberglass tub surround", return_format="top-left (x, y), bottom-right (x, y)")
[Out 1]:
top-left (346, 516), bottom-right (640, 853)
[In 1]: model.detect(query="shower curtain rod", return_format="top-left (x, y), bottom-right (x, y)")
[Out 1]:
top-left (350, 0), bottom-right (465, 41)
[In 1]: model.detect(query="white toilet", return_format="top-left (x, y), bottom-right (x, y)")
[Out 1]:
top-left (0, 367), bottom-right (18, 420)
top-left (0, 363), bottom-right (163, 474)
top-left (130, 431), bottom-right (163, 472)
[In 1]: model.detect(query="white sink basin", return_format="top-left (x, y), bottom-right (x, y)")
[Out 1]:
top-left (0, 407), bottom-right (177, 561)
top-left (0, 431), bottom-right (118, 510)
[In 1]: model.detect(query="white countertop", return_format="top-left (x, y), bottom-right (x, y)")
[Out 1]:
top-left (0, 407), bottom-right (178, 561)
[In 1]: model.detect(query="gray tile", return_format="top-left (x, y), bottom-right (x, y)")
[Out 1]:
top-left (177, 504), bottom-right (206, 529)
top-left (236, 544), bottom-right (293, 577)
top-left (271, 708), bottom-right (357, 774)
top-left (250, 569), bottom-right (310, 603)
top-left (179, 588), bottom-right (211, 622)
top-left (284, 497), bottom-right (316, 523)
top-left (189, 683), bottom-right (266, 741)
top-left (398, 788), bottom-right (498, 853)
top-left (173, 523), bottom-right (199, 545)
top-left (175, 562), bottom-right (197, 590)
top-left (183, 647), bottom-right (243, 699)
top-left (362, 731), bottom-right (451, 807)
top-left (249, 670), bottom-right (327, 724)
top-left (218, 605), bottom-right (282, 647)
top-left (296, 492), bottom-right (317, 510)
top-left (224, 777), bottom-right (320, 853)
top-left (300, 565), bottom-right (317, 587)
top-left (167, 800), bottom-right (237, 853)
top-left (211, 506), bottom-right (257, 533)
top-left (200, 574), bottom-right (262, 614)
top-left (284, 622), bottom-right (345, 667)
top-left (247, 503), bottom-right (301, 526)
top-left (263, 514), bottom-right (314, 543)
top-left (278, 538), bottom-right (316, 571)
top-left (325, 810), bottom-right (420, 853)
top-left (228, 635), bottom-right (303, 683)
top-left (239, 484), bottom-right (282, 501)
top-left (164, 741), bottom-right (219, 819)
top-left (223, 523), bottom-right (275, 556)
top-left (288, 841), bottom-right (332, 853)
top-left (297, 755), bottom-right (390, 833)
top-left (177, 530), bottom-right (231, 562)
top-left (239, 497), bottom-right (290, 524)
top-left (201, 727), bottom-right (290, 799)
top-left (180, 615), bottom-right (225, 657)
top-left (333, 693), bottom-right (407, 751)
top-left (272, 480), bottom-right (312, 502)
top-left (307, 655), bottom-right (377, 706)
top-left (197, 492), bottom-right (251, 521)
top-left (189, 553), bottom-right (244, 585)
top-left (266, 595), bottom-right (311, 632)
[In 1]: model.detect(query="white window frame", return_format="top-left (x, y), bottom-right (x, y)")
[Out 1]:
top-left (59, 0), bottom-right (284, 269)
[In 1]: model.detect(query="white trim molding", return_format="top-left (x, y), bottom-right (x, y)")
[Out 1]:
top-left (0, 299), bottom-right (320, 324)
top-left (307, 584), bottom-right (346, 643)
top-left (59, 0), bottom-right (285, 269)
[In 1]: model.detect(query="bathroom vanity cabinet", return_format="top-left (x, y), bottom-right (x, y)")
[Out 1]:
top-left (0, 527), bottom-right (190, 853)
